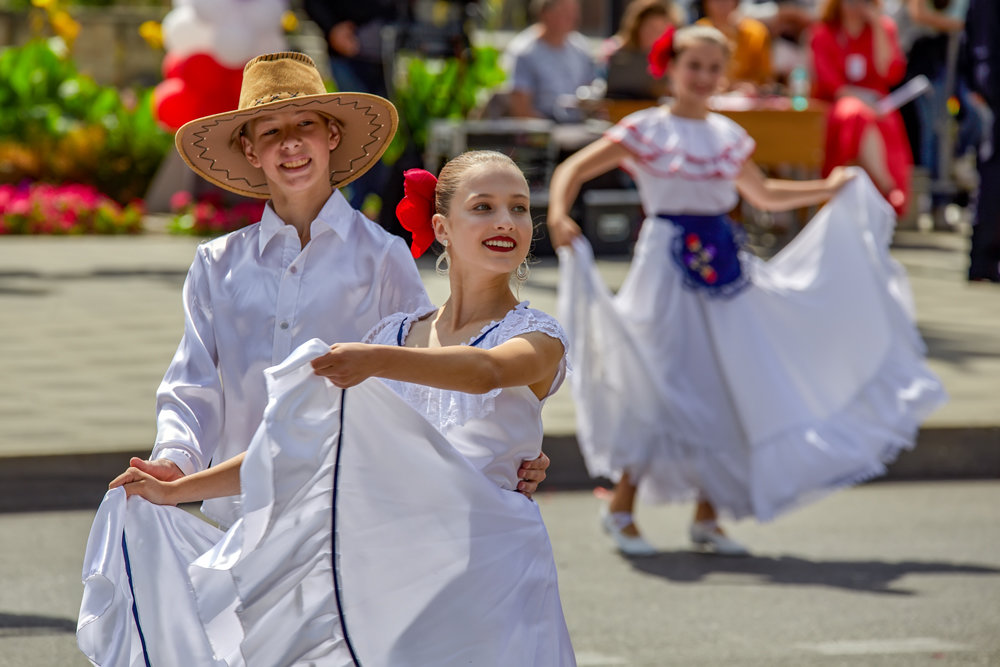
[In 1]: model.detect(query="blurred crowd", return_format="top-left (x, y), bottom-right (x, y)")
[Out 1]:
top-left (302, 0), bottom-right (999, 280)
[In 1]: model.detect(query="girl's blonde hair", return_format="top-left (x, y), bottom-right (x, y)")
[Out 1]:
top-left (434, 150), bottom-right (526, 216)
top-left (672, 24), bottom-right (731, 61)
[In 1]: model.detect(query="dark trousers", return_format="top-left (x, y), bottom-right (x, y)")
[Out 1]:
top-left (970, 120), bottom-right (1000, 281)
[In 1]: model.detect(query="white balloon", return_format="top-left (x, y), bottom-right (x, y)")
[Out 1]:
top-left (212, 23), bottom-right (257, 68)
top-left (188, 0), bottom-right (230, 24)
top-left (254, 31), bottom-right (289, 57)
top-left (241, 0), bottom-right (288, 33)
top-left (162, 6), bottom-right (215, 57)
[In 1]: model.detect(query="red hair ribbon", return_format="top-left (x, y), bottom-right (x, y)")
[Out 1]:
top-left (396, 168), bottom-right (438, 259)
top-left (647, 25), bottom-right (676, 79)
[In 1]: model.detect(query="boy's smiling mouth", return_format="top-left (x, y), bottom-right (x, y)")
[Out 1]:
top-left (281, 158), bottom-right (311, 170)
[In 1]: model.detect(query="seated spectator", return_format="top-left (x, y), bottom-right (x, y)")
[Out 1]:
top-left (502, 0), bottom-right (598, 122)
top-left (599, 0), bottom-right (680, 99)
top-left (696, 0), bottom-right (775, 91)
top-left (810, 0), bottom-right (911, 215)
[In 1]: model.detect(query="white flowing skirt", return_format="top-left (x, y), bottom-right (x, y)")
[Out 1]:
top-left (558, 171), bottom-right (946, 521)
top-left (77, 340), bottom-right (575, 667)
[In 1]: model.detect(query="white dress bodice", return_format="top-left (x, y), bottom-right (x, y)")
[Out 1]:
top-left (604, 107), bottom-right (756, 215)
top-left (365, 302), bottom-right (569, 491)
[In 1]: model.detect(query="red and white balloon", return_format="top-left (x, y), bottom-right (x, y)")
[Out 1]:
top-left (153, 0), bottom-right (289, 130)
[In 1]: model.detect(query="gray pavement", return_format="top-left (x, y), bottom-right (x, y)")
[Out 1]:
top-left (0, 225), bottom-right (998, 510)
top-left (1, 226), bottom-right (999, 665)
top-left (1, 481), bottom-right (998, 665)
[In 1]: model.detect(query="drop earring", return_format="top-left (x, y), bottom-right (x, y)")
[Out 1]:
top-left (435, 240), bottom-right (450, 275)
top-left (515, 258), bottom-right (530, 282)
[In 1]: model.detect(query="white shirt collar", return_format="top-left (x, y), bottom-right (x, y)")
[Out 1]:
top-left (258, 189), bottom-right (355, 256)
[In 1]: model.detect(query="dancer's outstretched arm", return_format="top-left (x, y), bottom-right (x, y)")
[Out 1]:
top-left (736, 161), bottom-right (855, 212)
top-left (312, 332), bottom-right (564, 400)
top-left (546, 138), bottom-right (631, 248)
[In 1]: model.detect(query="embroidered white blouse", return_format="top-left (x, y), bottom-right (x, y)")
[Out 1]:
top-left (152, 190), bottom-right (431, 526)
top-left (605, 106), bottom-right (757, 215)
top-left (365, 302), bottom-right (569, 491)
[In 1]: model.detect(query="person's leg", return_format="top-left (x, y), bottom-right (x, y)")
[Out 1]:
top-left (969, 142), bottom-right (1000, 281)
top-left (857, 124), bottom-right (895, 193)
top-left (607, 471), bottom-right (640, 536)
top-left (690, 495), bottom-right (749, 555)
top-left (600, 471), bottom-right (657, 556)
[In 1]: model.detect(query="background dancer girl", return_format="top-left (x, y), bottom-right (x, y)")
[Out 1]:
top-left (547, 24), bottom-right (945, 557)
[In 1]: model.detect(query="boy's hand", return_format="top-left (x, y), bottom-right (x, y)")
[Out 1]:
top-left (516, 451), bottom-right (550, 499)
top-left (109, 466), bottom-right (178, 506)
top-left (311, 343), bottom-right (377, 388)
top-left (109, 457), bottom-right (183, 488)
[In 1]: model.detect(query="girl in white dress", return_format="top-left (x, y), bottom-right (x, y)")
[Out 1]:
top-left (547, 25), bottom-right (945, 556)
top-left (79, 151), bottom-right (576, 666)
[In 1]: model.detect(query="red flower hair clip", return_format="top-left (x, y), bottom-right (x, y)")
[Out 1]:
top-left (396, 168), bottom-right (438, 258)
top-left (648, 25), bottom-right (676, 79)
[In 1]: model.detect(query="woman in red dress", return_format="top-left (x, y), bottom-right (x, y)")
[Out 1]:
top-left (810, 0), bottom-right (911, 215)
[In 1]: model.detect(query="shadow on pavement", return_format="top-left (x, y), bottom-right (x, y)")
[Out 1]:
top-left (0, 612), bottom-right (77, 637)
top-left (628, 551), bottom-right (1000, 595)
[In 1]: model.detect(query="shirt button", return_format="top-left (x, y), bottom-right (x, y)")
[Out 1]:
top-left (289, 266), bottom-right (298, 274)
top-left (279, 321), bottom-right (289, 330)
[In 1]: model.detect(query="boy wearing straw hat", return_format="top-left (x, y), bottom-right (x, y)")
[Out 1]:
top-left (118, 53), bottom-right (548, 528)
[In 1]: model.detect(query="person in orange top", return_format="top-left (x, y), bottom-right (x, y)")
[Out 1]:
top-left (696, 0), bottom-right (774, 90)
top-left (810, 0), bottom-right (911, 215)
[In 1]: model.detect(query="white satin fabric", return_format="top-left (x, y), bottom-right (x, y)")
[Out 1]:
top-left (152, 190), bottom-right (430, 528)
top-left (365, 303), bottom-right (569, 491)
top-left (79, 339), bottom-right (575, 666)
top-left (558, 172), bottom-right (947, 520)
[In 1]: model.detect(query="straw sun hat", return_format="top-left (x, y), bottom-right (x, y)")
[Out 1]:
top-left (175, 52), bottom-right (398, 199)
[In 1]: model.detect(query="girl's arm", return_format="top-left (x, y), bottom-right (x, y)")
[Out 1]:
top-left (867, 12), bottom-right (907, 84)
top-left (109, 452), bottom-right (246, 505)
top-left (546, 138), bottom-right (633, 248)
top-left (735, 161), bottom-right (854, 212)
top-left (311, 332), bottom-right (565, 400)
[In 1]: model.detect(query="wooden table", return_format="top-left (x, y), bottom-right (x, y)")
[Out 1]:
top-left (600, 97), bottom-right (829, 172)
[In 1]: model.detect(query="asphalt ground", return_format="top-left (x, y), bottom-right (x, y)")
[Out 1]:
top-left (1, 481), bottom-right (998, 666)
top-left (0, 226), bottom-right (997, 513)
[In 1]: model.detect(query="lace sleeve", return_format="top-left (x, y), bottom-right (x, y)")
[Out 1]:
top-left (362, 312), bottom-right (410, 345)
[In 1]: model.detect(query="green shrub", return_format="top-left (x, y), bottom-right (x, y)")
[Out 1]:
top-left (0, 39), bottom-right (172, 203)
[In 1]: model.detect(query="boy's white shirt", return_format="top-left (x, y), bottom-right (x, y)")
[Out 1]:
top-left (151, 189), bottom-right (431, 527)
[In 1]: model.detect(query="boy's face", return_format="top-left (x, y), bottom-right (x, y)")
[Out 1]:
top-left (240, 109), bottom-right (342, 196)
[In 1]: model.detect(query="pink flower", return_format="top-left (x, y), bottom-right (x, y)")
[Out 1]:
top-left (170, 190), bottom-right (193, 212)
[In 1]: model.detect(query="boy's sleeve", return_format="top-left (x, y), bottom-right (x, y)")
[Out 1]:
top-left (150, 247), bottom-right (224, 475)
top-left (378, 236), bottom-right (433, 317)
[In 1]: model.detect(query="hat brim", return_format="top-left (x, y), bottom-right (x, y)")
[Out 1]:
top-left (175, 92), bottom-right (398, 199)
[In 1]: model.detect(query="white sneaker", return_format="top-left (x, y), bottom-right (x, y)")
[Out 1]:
top-left (600, 508), bottom-right (657, 557)
top-left (689, 520), bottom-right (749, 556)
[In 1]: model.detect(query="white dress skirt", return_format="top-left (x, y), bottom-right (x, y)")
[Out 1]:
top-left (77, 332), bottom-right (576, 666)
top-left (559, 166), bottom-right (947, 521)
